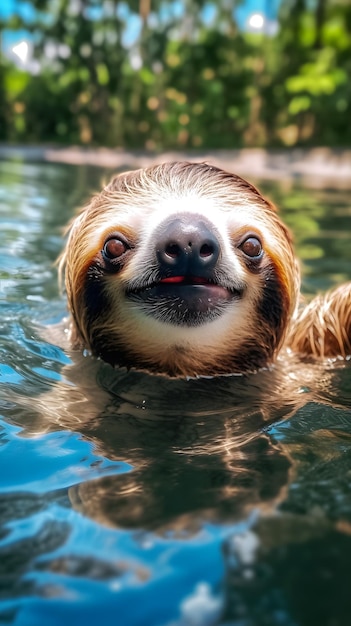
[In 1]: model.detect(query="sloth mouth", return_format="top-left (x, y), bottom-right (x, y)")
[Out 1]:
top-left (126, 275), bottom-right (242, 326)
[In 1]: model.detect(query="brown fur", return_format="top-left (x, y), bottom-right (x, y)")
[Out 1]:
top-left (59, 161), bottom-right (351, 377)
top-left (289, 282), bottom-right (351, 358)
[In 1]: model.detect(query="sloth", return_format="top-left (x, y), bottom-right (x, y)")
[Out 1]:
top-left (59, 161), bottom-right (351, 378)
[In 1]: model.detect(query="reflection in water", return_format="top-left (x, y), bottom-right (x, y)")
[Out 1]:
top-left (9, 344), bottom-right (351, 532)
top-left (1, 159), bottom-right (351, 625)
top-left (8, 347), bottom-right (295, 529)
top-left (5, 345), bottom-right (351, 625)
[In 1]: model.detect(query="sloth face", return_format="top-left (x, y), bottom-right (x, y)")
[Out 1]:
top-left (61, 162), bottom-right (300, 377)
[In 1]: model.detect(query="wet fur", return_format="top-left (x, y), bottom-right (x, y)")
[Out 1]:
top-left (59, 161), bottom-right (351, 377)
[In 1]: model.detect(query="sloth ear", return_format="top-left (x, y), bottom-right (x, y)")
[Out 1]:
top-left (288, 282), bottom-right (351, 358)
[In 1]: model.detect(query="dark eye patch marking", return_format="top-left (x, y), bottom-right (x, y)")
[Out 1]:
top-left (83, 265), bottom-right (110, 324)
top-left (259, 264), bottom-right (289, 344)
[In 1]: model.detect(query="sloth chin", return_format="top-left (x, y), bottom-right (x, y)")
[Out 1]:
top-left (126, 275), bottom-right (243, 327)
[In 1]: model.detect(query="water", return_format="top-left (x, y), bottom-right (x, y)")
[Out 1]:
top-left (1, 159), bottom-right (351, 626)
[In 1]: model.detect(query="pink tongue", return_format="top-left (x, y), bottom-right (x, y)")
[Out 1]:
top-left (159, 276), bottom-right (208, 284)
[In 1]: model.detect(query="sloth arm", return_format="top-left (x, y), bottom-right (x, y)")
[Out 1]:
top-left (288, 282), bottom-right (351, 359)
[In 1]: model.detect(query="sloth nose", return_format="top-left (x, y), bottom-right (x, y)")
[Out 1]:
top-left (156, 215), bottom-right (220, 275)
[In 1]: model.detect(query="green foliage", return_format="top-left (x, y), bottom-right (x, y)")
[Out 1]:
top-left (1, 0), bottom-right (350, 148)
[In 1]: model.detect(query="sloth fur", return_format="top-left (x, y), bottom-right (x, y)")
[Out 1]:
top-left (59, 161), bottom-right (351, 378)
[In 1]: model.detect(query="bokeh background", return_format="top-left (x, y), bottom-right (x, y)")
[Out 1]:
top-left (0, 0), bottom-right (350, 150)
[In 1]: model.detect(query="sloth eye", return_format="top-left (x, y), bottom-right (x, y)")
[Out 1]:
top-left (103, 237), bottom-right (129, 260)
top-left (240, 236), bottom-right (263, 258)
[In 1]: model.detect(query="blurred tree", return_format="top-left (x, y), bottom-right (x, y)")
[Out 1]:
top-left (274, 0), bottom-right (351, 145)
top-left (0, 0), bottom-right (350, 148)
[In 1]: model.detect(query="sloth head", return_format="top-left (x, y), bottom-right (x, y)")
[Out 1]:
top-left (60, 162), bottom-right (300, 377)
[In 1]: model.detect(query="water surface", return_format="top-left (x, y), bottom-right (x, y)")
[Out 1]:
top-left (1, 159), bottom-right (351, 626)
